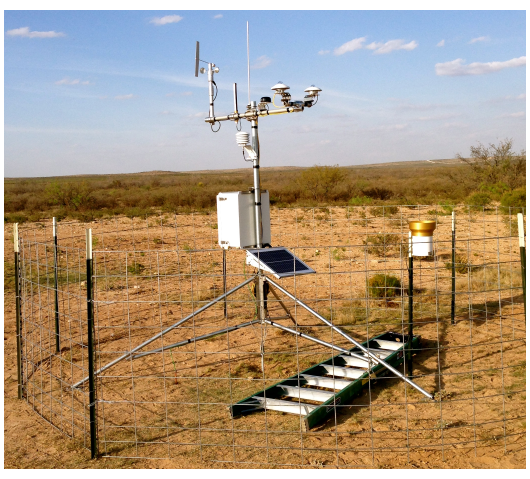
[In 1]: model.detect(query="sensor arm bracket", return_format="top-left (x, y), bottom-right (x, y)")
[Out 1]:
top-left (205, 105), bottom-right (304, 124)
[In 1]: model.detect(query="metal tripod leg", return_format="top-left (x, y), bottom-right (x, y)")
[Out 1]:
top-left (132, 319), bottom-right (261, 359)
top-left (72, 275), bottom-right (256, 389)
top-left (263, 319), bottom-right (370, 358)
top-left (268, 285), bottom-right (297, 326)
top-left (264, 277), bottom-right (434, 400)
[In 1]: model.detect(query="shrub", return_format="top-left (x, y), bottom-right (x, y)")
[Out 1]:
top-left (348, 196), bottom-right (373, 206)
top-left (363, 233), bottom-right (402, 257)
top-left (454, 138), bottom-right (526, 191)
top-left (368, 205), bottom-right (399, 217)
top-left (297, 165), bottom-right (345, 202)
top-left (467, 192), bottom-right (492, 208)
top-left (500, 188), bottom-right (526, 208)
top-left (445, 254), bottom-right (474, 275)
top-left (127, 262), bottom-right (146, 275)
top-left (362, 187), bottom-right (394, 200)
top-left (368, 274), bottom-right (402, 298)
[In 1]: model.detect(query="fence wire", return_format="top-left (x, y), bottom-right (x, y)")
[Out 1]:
top-left (16, 204), bottom-right (526, 467)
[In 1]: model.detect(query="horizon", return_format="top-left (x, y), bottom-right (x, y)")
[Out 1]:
top-left (4, 8), bottom-right (526, 177)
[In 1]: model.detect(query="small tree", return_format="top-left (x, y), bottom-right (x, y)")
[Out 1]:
top-left (455, 138), bottom-right (526, 192)
top-left (298, 164), bottom-right (346, 202)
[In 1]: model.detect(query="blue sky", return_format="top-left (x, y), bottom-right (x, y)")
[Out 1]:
top-left (4, 8), bottom-right (526, 177)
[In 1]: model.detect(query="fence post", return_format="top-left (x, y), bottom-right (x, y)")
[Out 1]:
top-left (86, 229), bottom-right (98, 459)
top-left (451, 211), bottom-right (456, 325)
top-left (53, 217), bottom-right (60, 353)
top-left (407, 231), bottom-right (414, 378)
top-left (517, 213), bottom-right (526, 317)
top-left (223, 248), bottom-right (227, 318)
top-left (14, 223), bottom-right (23, 400)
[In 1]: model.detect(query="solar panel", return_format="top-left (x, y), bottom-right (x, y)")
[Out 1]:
top-left (245, 247), bottom-right (315, 278)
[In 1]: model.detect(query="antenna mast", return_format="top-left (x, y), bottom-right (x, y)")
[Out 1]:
top-left (247, 21), bottom-right (250, 106)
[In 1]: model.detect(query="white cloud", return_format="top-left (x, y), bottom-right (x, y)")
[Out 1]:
top-left (366, 39), bottom-right (418, 54)
top-left (437, 39), bottom-right (445, 47)
top-left (499, 111), bottom-right (525, 118)
top-left (318, 49), bottom-right (330, 55)
top-left (251, 55), bottom-right (272, 69)
top-left (166, 92), bottom-right (176, 97)
top-left (159, 110), bottom-right (173, 115)
top-left (213, 14), bottom-right (223, 19)
top-left (55, 78), bottom-right (90, 85)
top-left (6, 26), bottom-right (65, 38)
top-left (469, 36), bottom-right (489, 44)
top-left (150, 15), bottom-right (183, 26)
top-left (333, 37), bottom-right (366, 56)
top-left (115, 94), bottom-right (135, 100)
top-left (435, 56), bottom-right (526, 76)
top-left (180, 91), bottom-right (193, 96)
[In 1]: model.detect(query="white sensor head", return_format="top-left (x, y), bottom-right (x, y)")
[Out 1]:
top-left (236, 131), bottom-right (250, 147)
top-left (304, 85), bottom-right (322, 96)
top-left (271, 81), bottom-right (290, 93)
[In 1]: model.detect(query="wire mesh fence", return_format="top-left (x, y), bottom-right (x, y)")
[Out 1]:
top-left (15, 204), bottom-right (526, 467)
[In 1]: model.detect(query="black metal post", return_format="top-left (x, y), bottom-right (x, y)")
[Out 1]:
top-left (14, 224), bottom-right (23, 400)
top-left (223, 248), bottom-right (227, 318)
top-left (86, 229), bottom-right (98, 459)
top-left (451, 211), bottom-right (456, 325)
top-left (518, 213), bottom-right (526, 318)
top-left (407, 248), bottom-right (414, 378)
top-left (53, 218), bottom-right (60, 353)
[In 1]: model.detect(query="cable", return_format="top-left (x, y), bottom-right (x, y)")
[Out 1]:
top-left (212, 81), bottom-right (218, 102)
top-left (210, 121), bottom-right (221, 133)
top-left (272, 93), bottom-right (283, 108)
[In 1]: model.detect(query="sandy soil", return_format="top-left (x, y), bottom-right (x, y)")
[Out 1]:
top-left (4, 206), bottom-right (526, 468)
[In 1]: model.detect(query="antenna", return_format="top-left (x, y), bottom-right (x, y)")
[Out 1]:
top-left (233, 83), bottom-right (238, 114)
top-left (247, 22), bottom-right (250, 106)
top-left (194, 41), bottom-right (200, 77)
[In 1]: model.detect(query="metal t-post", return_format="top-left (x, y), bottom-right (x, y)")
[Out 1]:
top-left (518, 213), bottom-right (526, 317)
top-left (451, 211), bottom-right (456, 325)
top-left (14, 223), bottom-right (23, 400)
top-left (53, 217), bottom-right (60, 353)
top-left (223, 249), bottom-right (227, 318)
top-left (86, 229), bottom-right (98, 459)
top-left (407, 232), bottom-right (414, 378)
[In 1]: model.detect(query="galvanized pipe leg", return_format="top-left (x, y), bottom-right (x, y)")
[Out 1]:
top-left (72, 275), bottom-right (256, 389)
top-left (264, 276), bottom-right (433, 400)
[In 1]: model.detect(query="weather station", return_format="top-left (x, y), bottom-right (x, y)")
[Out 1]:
top-left (192, 23), bottom-right (435, 424)
top-left (71, 23), bottom-right (434, 429)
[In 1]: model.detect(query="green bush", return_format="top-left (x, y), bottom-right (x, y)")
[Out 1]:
top-left (467, 192), bottom-right (492, 208)
top-left (368, 205), bottom-right (399, 217)
top-left (445, 254), bottom-right (473, 275)
top-left (368, 274), bottom-right (402, 298)
top-left (500, 188), bottom-right (526, 208)
top-left (349, 196), bottom-right (373, 206)
top-left (127, 262), bottom-right (146, 275)
top-left (363, 233), bottom-right (402, 257)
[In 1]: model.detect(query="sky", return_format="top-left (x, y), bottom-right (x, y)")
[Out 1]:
top-left (3, 7), bottom-right (527, 177)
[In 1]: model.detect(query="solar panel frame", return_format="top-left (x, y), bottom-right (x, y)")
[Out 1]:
top-left (245, 247), bottom-right (316, 278)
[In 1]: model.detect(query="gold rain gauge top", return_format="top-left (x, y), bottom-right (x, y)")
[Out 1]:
top-left (409, 220), bottom-right (437, 256)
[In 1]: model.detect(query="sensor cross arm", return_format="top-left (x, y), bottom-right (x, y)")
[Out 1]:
top-left (204, 105), bottom-right (304, 124)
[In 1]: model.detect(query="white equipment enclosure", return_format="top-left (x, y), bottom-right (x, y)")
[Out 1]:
top-left (217, 191), bottom-right (271, 249)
